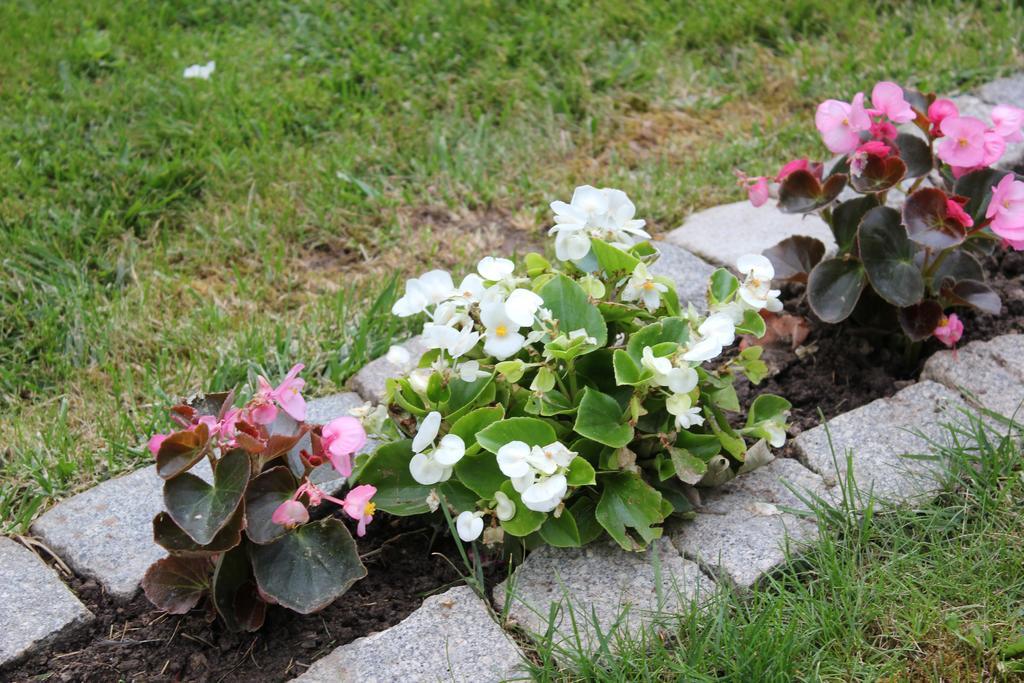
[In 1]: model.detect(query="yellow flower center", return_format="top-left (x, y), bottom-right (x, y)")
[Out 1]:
top-left (364, 502), bottom-right (376, 516)
top-left (642, 281), bottom-right (655, 291)
top-left (495, 324), bottom-right (508, 337)
top-left (958, 137), bottom-right (969, 148)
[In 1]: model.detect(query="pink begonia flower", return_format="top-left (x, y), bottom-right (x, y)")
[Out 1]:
top-left (871, 81), bottom-right (916, 124)
top-left (147, 433), bottom-right (169, 456)
top-left (321, 416), bottom-right (367, 477)
top-left (936, 116), bottom-right (989, 167)
top-left (927, 99), bottom-right (959, 129)
top-left (933, 314), bottom-right (964, 348)
top-left (992, 104), bottom-right (1024, 143)
top-left (946, 199), bottom-right (974, 229)
top-left (271, 499), bottom-right (309, 527)
top-left (869, 119), bottom-right (898, 141)
top-left (986, 174), bottom-right (1024, 246)
top-left (776, 158), bottom-right (809, 181)
top-left (251, 363), bottom-right (307, 424)
top-left (850, 140), bottom-right (891, 177)
top-left (815, 92), bottom-right (871, 154)
top-left (747, 176), bottom-right (770, 207)
top-left (342, 484), bottom-right (378, 537)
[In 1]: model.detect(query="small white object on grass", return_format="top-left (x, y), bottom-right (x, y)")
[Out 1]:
top-left (183, 61), bottom-right (215, 80)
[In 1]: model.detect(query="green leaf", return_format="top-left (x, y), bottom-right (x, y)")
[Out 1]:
top-left (477, 417), bottom-right (558, 453)
top-left (897, 299), bottom-right (944, 341)
top-left (807, 258), bottom-right (868, 323)
top-left (453, 449), bottom-right (506, 499)
top-left (156, 425), bottom-right (209, 480)
top-left (538, 390), bottom-right (576, 416)
top-left (569, 497), bottom-right (604, 545)
top-left (539, 510), bottom-right (582, 547)
top-left (763, 235), bottom-right (825, 283)
top-left (450, 406), bottom-right (505, 450)
top-left (574, 388), bottom-right (633, 448)
top-left (735, 308), bottom-right (767, 337)
top-left (355, 440), bottom-right (431, 515)
top-left (708, 268), bottom-right (739, 305)
top-left (709, 383), bottom-right (740, 412)
top-left (858, 206), bottom-right (924, 307)
top-left (626, 317), bottom-right (689, 362)
top-left (566, 456), bottom-right (596, 486)
top-left (612, 349), bottom-right (650, 386)
top-left (244, 466), bottom-right (297, 545)
top-left (904, 188), bottom-right (968, 249)
top-left (747, 394), bottom-right (792, 428)
top-left (595, 472), bottom-right (666, 551)
top-left (675, 431), bottom-right (721, 459)
top-left (525, 252), bottom-right (551, 278)
top-left (141, 556), bottom-right (211, 615)
top-left (438, 480), bottom-right (479, 512)
top-left (931, 250), bottom-right (984, 290)
top-left (591, 238), bottom-right (641, 275)
top-left (669, 448), bottom-right (707, 485)
top-left (895, 133), bottom-right (934, 178)
top-left (164, 449), bottom-right (249, 546)
top-left (250, 518), bottom-right (366, 614)
top-left (850, 156), bottom-right (906, 194)
top-left (497, 481), bottom-right (545, 537)
top-left (443, 374), bottom-right (495, 420)
top-left (539, 274), bottom-right (608, 350)
top-left (153, 508), bottom-right (244, 556)
top-left (213, 545), bottom-right (265, 632)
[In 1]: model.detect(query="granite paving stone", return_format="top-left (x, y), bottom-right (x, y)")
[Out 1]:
top-left (649, 240), bottom-right (715, 312)
top-left (977, 74), bottom-right (1024, 109)
top-left (293, 586), bottom-right (524, 683)
top-left (32, 392), bottom-right (370, 601)
top-left (663, 199), bottom-right (836, 268)
top-left (350, 335), bottom-right (429, 403)
top-left (669, 458), bottom-right (828, 588)
top-left (794, 380), bottom-right (969, 504)
top-left (922, 334), bottom-right (1024, 420)
top-left (494, 539), bottom-right (713, 653)
top-left (0, 537), bottom-right (93, 666)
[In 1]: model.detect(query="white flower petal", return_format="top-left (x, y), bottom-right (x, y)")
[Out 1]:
top-left (412, 411), bottom-right (442, 453)
top-left (456, 511), bottom-right (484, 542)
top-left (497, 441), bottom-right (532, 478)
top-left (410, 452), bottom-right (446, 485)
top-left (433, 434), bottom-right (466, 466)
top-left (505, 289), bottom-right (544, 327)
top-left (494, 491), bottom-right (516, 521)
top-left (737, 254), bottom-right (774, 280)
top-left (385, 345), bottom-right (411, 365)
top-left (521, 474), bottom-right (568, 512)
top-left (478, 256), bottom-right (515, 281)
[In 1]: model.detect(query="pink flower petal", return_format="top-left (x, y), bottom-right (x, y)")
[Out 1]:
top-left (271, 499), bottom-right (309, 527)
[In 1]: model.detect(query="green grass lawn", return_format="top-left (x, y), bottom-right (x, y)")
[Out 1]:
top-left (523, 414), bottom-right (1024, 681)
top-left (0, 0), bottom-right (1021, 540)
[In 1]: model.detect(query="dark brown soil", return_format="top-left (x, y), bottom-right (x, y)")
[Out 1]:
top-left (3, 515), bottom-right (505, 683)
top-left (737, 249), bottom-right (1024, 436)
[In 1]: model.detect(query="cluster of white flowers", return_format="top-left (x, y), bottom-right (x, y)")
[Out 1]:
top-left (549, 186), bottom-right (651, 261)
top-left (408, 411), bottom-right (465, 485)
top-left (496, 440), bottom-right (575, 512)
top-left (392, 257), bottom-right (547, 364)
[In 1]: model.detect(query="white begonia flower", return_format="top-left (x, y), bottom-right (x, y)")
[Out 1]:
top-left (456, 273), bottom-right (486, 302)
top-left (481, 301), bottom-right (526, 360)
top-left (496, 440), bottom-right (532, 478)
top-left (431, 300), bottom-right (471, 328)
top-left (620, 263), bottom-right (668, 313)
top-left (505, 288), bottom-right (544, 327)
top-left (511, 470), bottom-right (536, 493)
top-left (568, 328), bottom-right (597, 345)
top-left (423, 322), bottom-right (479, 359)
top-left (392, 270), bottom-right (456, 317)
top-left (386, 344), bottom-right (411, 365)
top-left (548, 186), bottom-right (651, 261)
top-left (641, 346), bottom-right (698, 394)
top-left (409, 411), bottom-right (464, 484)
top-left (666, 393), bottom-right (706, 429)
top-left (407, 368), bottom-right (432, 397)
top-left (521, 473), bottom-right (568, 512)
top-left (456, 511), bottom-right (484, 542)
top-left (764, 417), bottom-right (788, 448)
top-left (478, 256), bottom-right (515, 282)
top-left (494, 491), bottom-right (516, 521)
top-left (183, 61), bottom-right (215, 80)
top-left (534, 442), bottom-right (576, 469)
top-left (682, 312), bottom-right (736, 363)
top-left (736, 254), bottom-right (783, 313)
top-left (350, 402), bottom-right (389, 434)
top-left (456, 360), bottom-right (488, 382)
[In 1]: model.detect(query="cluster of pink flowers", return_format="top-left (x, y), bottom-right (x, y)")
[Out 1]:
top-left (272, 482), bottom-right (378, 537)
top-left (737, 158), bottom-right (822, 208)
top-left (988, 173), bottom-right (1024, 249)
top-left (933, 313), bottom-right (964, 349)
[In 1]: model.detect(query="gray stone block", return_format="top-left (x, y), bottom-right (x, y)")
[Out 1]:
top-left (494, 539), bottom-right (713, 653)
top-left (794, 381), bottom-right (969, 504)
top-left (670, 458), bottom-right (827, 588)
top-left (349, 335), bottom-right (429, 403)
top-left (293, 586), bottom-right (524, 683)
top-left (306, 392), bottom-right (366, 424)
top-left (663, 200), bottom-right (836, 268)
top-left (648, 240), bottom-right (715, 312)
top-left (922, 335), bottom-right (1024, 420)
top-left (0, 537), bottom-right (93, 666)
top-left (977, 74), bottom-right (1024, 108)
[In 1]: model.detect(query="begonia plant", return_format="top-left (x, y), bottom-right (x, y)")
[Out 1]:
top-left (142, 365), bottom-right (373, 629)
top-left (739, 80), bottom-right (1024, 346)
top-left (348, 186), bottom-right (791, 552)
